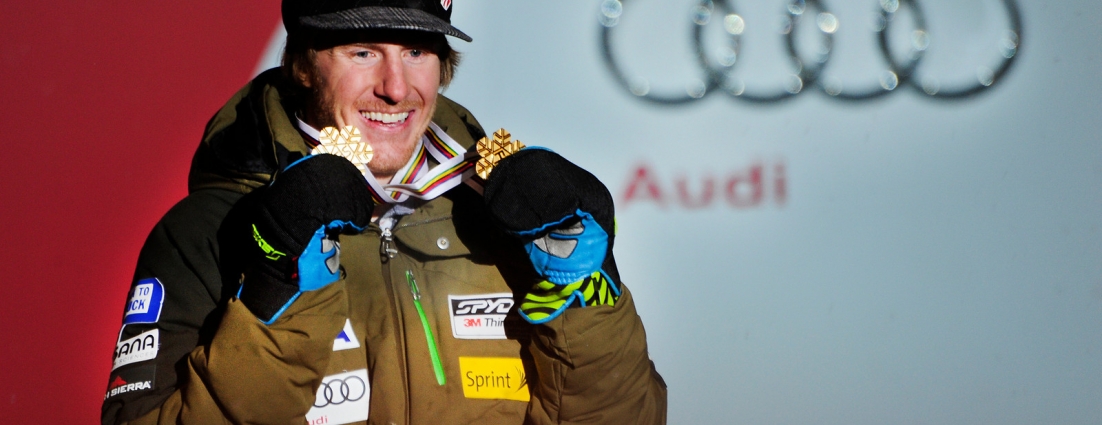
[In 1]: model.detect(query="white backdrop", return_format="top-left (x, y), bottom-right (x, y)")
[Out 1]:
top-left (259, 1), bottom-right (1102, 423)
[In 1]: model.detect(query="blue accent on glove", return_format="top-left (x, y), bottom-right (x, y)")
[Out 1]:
top-left (522, 209), bottom-right (608, 285)
top-left (518, 146), bottom-right (554, 154)
top-left (236, 283), bottom-right (302, 326)
top-left (297, 219), bottom-right (363, 291)
top-left (251, 220), bottom-right (364, 324)
top-left (297, 226), bottom-right (340, 292)
top-left (283, 154), bottom-right (316, 173)
top-left (325, 218), bottom-right (365, 234)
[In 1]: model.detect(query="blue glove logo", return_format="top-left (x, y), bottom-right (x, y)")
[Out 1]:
top-left (520, 210), bottom-right (608, 285)
top-left (297, 220), bottom-right (363, 292)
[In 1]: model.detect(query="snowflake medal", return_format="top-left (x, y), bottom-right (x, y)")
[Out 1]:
top-left (476, 128), bottom-right (526, 180)
top-left (312, 126), bottom-right (374, 175)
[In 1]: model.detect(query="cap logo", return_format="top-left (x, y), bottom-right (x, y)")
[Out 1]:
top-left (441, 0), bottom-right (451, 11)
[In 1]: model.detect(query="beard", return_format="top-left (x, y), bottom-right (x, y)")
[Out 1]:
top-left (305, 90), bottom-right (436, 182)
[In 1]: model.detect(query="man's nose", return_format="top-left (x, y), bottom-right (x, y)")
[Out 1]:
top-left (375, 53), bottom-right (410, 104)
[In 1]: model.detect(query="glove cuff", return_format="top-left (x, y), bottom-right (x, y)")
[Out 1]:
top-left (238, 270), bottom-right (302, 324)
top-left (518, 270), bottom-right (621, 325)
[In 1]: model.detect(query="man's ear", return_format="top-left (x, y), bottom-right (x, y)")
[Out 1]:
top-left (295, 64), bottom-right (313, 89)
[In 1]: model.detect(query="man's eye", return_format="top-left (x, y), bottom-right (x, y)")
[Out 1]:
top-left (409, 49), bottom-right (423, 57)
top-left (354, 51), bottom-right (372, 58)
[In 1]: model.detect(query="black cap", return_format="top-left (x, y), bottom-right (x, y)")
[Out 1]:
top-left (282, 0), bottom-right (471, 42)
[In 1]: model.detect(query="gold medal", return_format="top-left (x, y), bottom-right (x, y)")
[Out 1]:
top-left (313, 126), bottom-right (374, 174)
top-left (476, 128), bottom-right (525, 180)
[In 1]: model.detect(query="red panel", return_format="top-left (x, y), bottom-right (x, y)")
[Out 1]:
top-left (0, 1), bottom-right (279, 421)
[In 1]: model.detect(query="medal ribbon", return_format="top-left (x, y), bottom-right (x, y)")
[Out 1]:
top-left (308, 121), bottom-right (480, 205)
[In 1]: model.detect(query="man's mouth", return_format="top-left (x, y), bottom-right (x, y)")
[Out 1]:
top-left (361, 111), bottom-right (409, 124)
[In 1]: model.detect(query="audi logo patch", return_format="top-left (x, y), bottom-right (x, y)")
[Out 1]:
top-left (305, 369), bottom-right (370, 425)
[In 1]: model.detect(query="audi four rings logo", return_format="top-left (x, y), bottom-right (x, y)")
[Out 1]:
top-left (313, 376), bottom-right (367, 408)
top-left (598, 0), bottom-right (1023, 104)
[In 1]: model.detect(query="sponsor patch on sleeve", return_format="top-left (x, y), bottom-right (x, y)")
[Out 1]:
top-left (458, 357), bottom-right (530, 402)
top-left (333, 318), bottom-right (361, 351)
top-left (104, 363), bottom-right (156, 401)
top-left (113, 329), bottom-right (159, 370)
top-left (123, 278), bottom-right (165, 325)
top-left (448, 293), bottom-right (514, 339)
top-left (305, 368), bottom-right (370, 425)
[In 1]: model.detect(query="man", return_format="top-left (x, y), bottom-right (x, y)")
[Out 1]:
top-left (103, 1), bottom-right (667, 424)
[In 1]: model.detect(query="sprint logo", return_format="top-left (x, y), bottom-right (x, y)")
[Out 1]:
top-left (458, 357), bottom-right (529, 402)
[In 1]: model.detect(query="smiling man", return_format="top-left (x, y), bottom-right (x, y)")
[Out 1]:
top-left (293, 29), bottom-right (449, 180)
top-left (102, 1), bottom-right (667, 424)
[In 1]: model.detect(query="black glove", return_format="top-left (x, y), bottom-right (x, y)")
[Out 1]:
top-left (483, 148), bottom-right (621, 324)
top-left (238, 154), bottom-right (374, 323)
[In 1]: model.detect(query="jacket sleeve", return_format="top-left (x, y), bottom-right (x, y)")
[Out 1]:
top-left (523, 284), bottom-right (668, 425)
top-left (102, 189), bottom-right (238, 424)
top-left (117, 289), bottom-right (348, 425)
top-left (102, 188), bottom-right (347, 425)
top-left (174, 285), bottom-right (348, 424)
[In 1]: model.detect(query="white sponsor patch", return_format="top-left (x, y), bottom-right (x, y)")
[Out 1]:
top-left (306, 369), bottom-right (370, 425)
top-left (333, 319), bottom-right (360, 351)
top-left (113, 329), bottom-right (159, 370)
top-left (448, 293), bottom-right (514, 339)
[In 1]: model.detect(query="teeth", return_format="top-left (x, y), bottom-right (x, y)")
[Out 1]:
top-left (362, 111), bottom-right (409, 124)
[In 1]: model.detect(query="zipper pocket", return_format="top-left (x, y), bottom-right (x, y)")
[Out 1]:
top-left (405, 270), bottom-right (446, 386)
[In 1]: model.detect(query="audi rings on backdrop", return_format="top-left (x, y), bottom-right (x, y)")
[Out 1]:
top-left (313, 376), bottom-right (367, 408)
top-left (598, 0), bottom-right (1023, 104)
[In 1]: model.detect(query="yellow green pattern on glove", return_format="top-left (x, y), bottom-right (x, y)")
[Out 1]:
top-left (519, 270), bottom-right (621, 324)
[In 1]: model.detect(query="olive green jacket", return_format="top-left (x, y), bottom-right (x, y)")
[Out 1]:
top-left (102, 69), bottom-right (666, 425)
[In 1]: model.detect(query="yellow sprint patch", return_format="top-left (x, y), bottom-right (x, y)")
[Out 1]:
top-left (458, 357), bottom-right (530, 402)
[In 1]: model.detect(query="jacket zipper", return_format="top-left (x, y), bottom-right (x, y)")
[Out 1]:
top-left (376, 219), bottom-right (410, 424)
top-left (380, 226), bottom-right (398, 261)
top-left (405, 270), bottom-right (446, 386)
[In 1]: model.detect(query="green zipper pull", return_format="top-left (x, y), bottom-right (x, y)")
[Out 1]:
top-left (405, 270), bottom-right (446, 386)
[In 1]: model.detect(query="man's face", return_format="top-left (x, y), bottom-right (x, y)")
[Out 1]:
top-left (305, 36), bottom-right (441, 181)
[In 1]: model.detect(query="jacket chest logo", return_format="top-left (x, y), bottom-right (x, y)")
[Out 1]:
top-left (306, 369), bottom-right (370, 425)
top-left (459, 357), bottom-right (530, 402)
top-left (448, 293), bottom-right (514, 339)
top-left (333, 318), bottom-right (360, 351)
